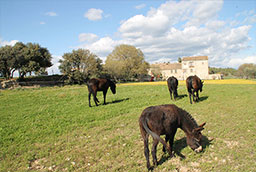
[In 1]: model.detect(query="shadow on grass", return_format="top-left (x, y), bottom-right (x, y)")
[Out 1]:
top-left (107, 98), bottom-right (130, 105)
top-left (199, 96), bottom-right (209, 102)
top-left (89, 98), bottom-right (130, 107)
top-left (186, 96), bottom-right (209, 104)
top-left (152, 135), bottom-right (213, 171)
top-left (176, 94), bottom-right (187, 100)
top-left (168, 94), bottom-right (187, 102)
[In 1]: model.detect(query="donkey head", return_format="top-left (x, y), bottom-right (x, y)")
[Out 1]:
top-left (200, 80), bottom-right (204, 92)
top-left (186, 122), bottom-right (206, 152)
top-left (110, 80), bottom-right (116, 94)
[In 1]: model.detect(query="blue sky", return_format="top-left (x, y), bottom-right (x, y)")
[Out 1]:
top-left (0, 0), bottom-right (255, 75)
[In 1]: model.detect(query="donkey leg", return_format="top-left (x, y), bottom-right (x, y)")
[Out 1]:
top-left (140, 123), bottom-right (151, 170)
top-left (196, 91), bottom-right (199, 101)
top-left (174, 89), bottom-right (178, 100)
top-left (192, 90), bottom-right (196, 103)
top-left (163, 135), bottom-right (170, 153)
top-left (152, 139), bottom-right (159, 167)
top-left (92, 92), bottom-right (98, 106)
top-left (169, 129), bottom-right (177, 157)
top-left (88, 92), bottom-right (92, 107)
top-left (169, 90), bottom-right (173, 100)
top-left (103, 90), bottom-right (107, 105)
top-left (143, 134), bottom-right (151, 170)
top-left (189, 92), bottom-right (192, 104)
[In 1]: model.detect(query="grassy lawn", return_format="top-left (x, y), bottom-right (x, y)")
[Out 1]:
top-left (0, 80), bottom-right (256, 171)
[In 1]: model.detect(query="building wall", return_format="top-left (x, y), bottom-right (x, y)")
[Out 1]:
top-left (161, 69), bottom-right (183, 80)
top-left (182, 59), bottom-right (209, 79)
top-left (149, 56), bottom-right (222, 80)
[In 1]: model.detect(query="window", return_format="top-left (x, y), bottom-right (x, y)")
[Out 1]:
top-left (175, 69), bottom-right (177, 73)
top-left (183, 69), bottom-right (187, 73)
top-left (189, 61), bottom-right (194, 66)
top-left (190, 69), bottom-right (193, 73)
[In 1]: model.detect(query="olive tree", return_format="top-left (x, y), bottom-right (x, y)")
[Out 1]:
top-left (59, 49), bottom-right (103, 84)
top-left (105, 44), bottom-right (149, 81)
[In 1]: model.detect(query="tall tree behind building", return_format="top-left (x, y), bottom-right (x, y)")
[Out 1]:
top-left (105, 44), bottom-right (149, 81)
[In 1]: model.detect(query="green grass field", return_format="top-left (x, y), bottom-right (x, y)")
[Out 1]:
top-left (0, 81), bottom-right (256, 171)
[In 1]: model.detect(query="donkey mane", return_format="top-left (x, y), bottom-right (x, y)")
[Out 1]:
top-left (178, 108), bottom-right (198, 128)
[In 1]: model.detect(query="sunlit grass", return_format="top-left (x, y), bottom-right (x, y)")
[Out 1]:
top-left (1, 83), bottom-right (256, 171)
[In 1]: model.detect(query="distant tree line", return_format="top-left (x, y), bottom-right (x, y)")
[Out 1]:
top-left (236, 63), bottom-right (256, 79)
top-left (1, 41), bottom-right (255, 82)
top-left (209, 63), bottom-right (256, 79)
top-left (0, 42), bottom-right (52, 79)
top-left (0, 42), bottom-right (149, 83)
top-left (59, 44), bottom-right (150, 84)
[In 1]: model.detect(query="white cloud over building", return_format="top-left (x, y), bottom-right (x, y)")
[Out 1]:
top-left (77, 0), bottom-right (255, 68)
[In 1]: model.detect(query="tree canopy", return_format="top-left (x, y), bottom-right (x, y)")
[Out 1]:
top-left (209, 67), bottom-right (237, 77)
top-left (104, 44), bottom-right (149, 81)
top-left (0, 42), bottom-right (52, 79)
top-left (59, 49), bottom-right (103, 84)
top-left (237, 63), bottom-right (256, 79)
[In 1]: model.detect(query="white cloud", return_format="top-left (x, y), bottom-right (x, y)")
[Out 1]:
top-left (228, 55), bottom-right (256, 68)
top-left (40, 21), bottom-right (46, 25)
top-left (45, 12), bottom-right (57, 16)
top-left (47, 55), bottom-right (62, 75)
top-left (117, 0), bottom-right (253, 66)
top-left (205, 20), bottom-right (225, 31)
top-left (77, 37), bottom-right (122, 61)
top-left (76, 0), bottom-right (254, 68)
top-left (135, 4), bottom-right (146, 10)
top-left (84, 8), bottom-right (103, 21)
top-left (185, 0), bottom-right (223, 27)
top-left (79, 33), bottom-right (99, 43)
top-left (119, 12), bottom-right (169, 37)
top-left (0, 38), bottom-right (19, 46)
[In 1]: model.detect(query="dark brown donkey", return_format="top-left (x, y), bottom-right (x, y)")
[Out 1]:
top-left (139, 104), bottom-right (206, 170)
top-left (167, 76), bottom-right (178, 100)
top-left (186, 75), bottom-right (204, 104)
top-left (87, 78), bottom-right (116, 107)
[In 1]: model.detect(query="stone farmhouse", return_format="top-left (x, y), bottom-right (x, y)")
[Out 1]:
top-left (149, 56), bottom-right (222, 80)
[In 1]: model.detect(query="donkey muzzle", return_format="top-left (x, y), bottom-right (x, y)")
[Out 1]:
top-left (194, 146), bottom-right (202, 153)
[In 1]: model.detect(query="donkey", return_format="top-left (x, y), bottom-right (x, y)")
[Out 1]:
top-left (139, 104), bottom-right (206, 170)
top-left (87, 78), bottom-right (116, 107)
top-left (186, 75), bottom-right (204, 104)
top-left (167, 76), bottom-right (178, 100)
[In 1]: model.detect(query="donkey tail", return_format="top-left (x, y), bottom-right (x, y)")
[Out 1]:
top-left (141, 118), bottom-right (172, 155)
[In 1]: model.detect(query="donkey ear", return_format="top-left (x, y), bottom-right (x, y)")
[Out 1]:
top-left (193, 127), bottom-right (204, 133)
top-left (199, 122), bottom-right (206, 128)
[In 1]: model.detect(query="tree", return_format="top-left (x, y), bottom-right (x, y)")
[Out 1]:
top-left (0, 45), bottom-right (14, 79)
top-left (178, 57), bottom-right (182, 63)
top-left (11, 42), bottom-right (27, 77)
top-left (0, 42), bottom-right (52, 79)
top-left (237, 63), bottom-right (256, 79)
top-left (104, 44), bottom-right (149, 81)
top-left (19, 43), bottom-right (52, 78)
top-left (209, 67), bottom-right (237, 77)
top-left (59, 49), bottom-right (103, 84)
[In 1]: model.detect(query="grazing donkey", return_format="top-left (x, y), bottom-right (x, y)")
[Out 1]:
top-left (139, 104), bottom-right (206, 170)
top-left (167, 76), bottom-right (178, 100)
top-left (87, 78), bottom-right (116, 107)
top-left (186, 75), bottom-right (204, 104)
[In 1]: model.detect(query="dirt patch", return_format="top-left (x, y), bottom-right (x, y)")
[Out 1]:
top-left (223, 140), bottom-right (239, 149)
top-left (28, 158), bottom-right (47, 170)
